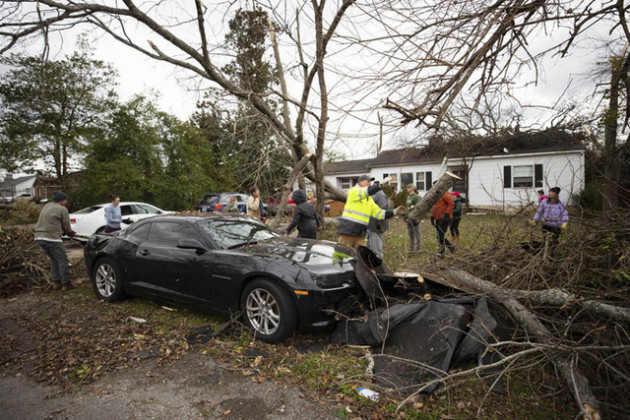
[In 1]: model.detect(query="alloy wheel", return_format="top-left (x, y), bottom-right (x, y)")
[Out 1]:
top-left (245, 288), bottom-right (281, 336)
top-left (95, 263), bottom-right (117, 297)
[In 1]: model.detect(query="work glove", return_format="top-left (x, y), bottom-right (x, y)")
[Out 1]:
top-left (430, 217), bottom-right (436, 226)
top-left (529, 220), bottom-right (537, 227)
top-left (443, 214), bottom-right (450, 221)
top-left (384, 209), bottom-right (394, 219)
top-left (367, 182), bottom-right (382, 196)
top-left (561, 223), bottom-right (568, 229)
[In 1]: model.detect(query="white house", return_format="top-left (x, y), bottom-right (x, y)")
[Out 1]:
top-left (0, 174), bottom-right (37, 202)
top-left (324, 145), bottom-right (586, 209)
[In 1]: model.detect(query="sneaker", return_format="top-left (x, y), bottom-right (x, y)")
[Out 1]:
top-left (62, 282), bottom-right (76, 291)
top-left (52, 282), bottom-right (62, 291)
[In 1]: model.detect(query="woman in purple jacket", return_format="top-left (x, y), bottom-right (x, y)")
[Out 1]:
top-left (531, 187), bottom-right (568, 245)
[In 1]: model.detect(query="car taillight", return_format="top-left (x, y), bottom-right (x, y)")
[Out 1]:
top-left (214, 203), bottom-right (222, 211)
top-left (70, 218), bottom-right (77, 223)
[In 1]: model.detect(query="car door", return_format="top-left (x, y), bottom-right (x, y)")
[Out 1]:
top-left (128, 220), bottom-right (200, 302)
top-left (119, 204), bottom-right (135, 227)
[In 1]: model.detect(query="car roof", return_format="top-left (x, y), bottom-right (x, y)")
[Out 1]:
top-left (133, 213), bottom-right (252, 225)
top-left (91, 201), bottom-right (161, 207)
top-left (71, 202), bottom-right (162, 213)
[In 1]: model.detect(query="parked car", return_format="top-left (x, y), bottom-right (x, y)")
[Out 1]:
top-left (69, 201), bottom-right (171, 237)
top-left (0, 193), bottom-right (34, 203)
top-left (267, 192), bottom-right (296, 216)
top-left (83, 214), bottom-right (358, 343)
top-left (196, 192), bottom-right (268, 217)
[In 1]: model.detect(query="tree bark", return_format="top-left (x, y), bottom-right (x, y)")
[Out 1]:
top-left (269, 153), bottom-right (313, 228)
top-left (408, 171), bottom-right (461, 224)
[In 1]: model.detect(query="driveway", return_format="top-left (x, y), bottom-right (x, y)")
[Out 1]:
top-left (0, 292), bottom-right (339, 420)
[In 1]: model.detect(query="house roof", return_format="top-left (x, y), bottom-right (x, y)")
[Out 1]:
top-left (0, 175), bottom-right (36, 189)
top-left (370, 147), bottom-right (440, 167)
top-left (324, 158), bottom-right (372, 175)
top-left (325, 144), bottom-right (587, 175)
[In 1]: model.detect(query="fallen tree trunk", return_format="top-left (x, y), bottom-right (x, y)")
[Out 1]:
top-left (408, 171), bottom-right (461, 224)
top-left (510, 288), bottom-right (630, 324)
top-left (441, 269), bottom-right (601, 420)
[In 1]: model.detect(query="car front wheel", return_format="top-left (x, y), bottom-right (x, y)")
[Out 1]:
top-left (241, 279), bottom-right (298, 344)
top-left (92, 257), bottom-right (125, 302)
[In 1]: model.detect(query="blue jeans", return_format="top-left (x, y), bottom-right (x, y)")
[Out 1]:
top-left (406, 219), bottom-right (421, 252)
top-left (36, 240), bottom-right (71, 285)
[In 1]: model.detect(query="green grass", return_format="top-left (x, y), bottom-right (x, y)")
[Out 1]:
top-left (320, 214), bottom-right (532, 272)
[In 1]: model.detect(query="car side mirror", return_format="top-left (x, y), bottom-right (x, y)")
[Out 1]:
top-left (177, 238), bottom-right (207, 253)
top-left (122, 218), bottom-right (133, 225)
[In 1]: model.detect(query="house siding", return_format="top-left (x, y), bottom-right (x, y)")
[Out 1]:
top-left (461, 151), bottom-right (584, 208)
top-left (324, 149), bottom-right (585, 209)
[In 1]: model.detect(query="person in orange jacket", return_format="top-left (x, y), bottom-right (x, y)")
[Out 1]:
top-left (430, 191), bottom-right (455, 257)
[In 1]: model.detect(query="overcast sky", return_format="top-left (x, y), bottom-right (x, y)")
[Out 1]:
top-left (1, 0), bottom-right (615, 177)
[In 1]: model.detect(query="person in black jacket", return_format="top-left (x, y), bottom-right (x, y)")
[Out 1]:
top-left (284, 190), bottom-right (320, 239)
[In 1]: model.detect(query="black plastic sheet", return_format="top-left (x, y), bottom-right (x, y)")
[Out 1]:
top-left (336, 246), bottom-right (504, 395)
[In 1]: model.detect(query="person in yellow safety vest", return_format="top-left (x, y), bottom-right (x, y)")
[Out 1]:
top-left (338, 175), bottom-right (394, 249)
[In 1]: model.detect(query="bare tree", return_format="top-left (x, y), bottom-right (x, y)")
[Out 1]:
top-left (348, 0), bottom-right (630, 206)
top-left (0, 0), bottom-right (357, 212)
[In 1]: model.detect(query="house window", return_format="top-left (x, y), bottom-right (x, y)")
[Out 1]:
top-left (415, 172), bottom-right (426, 190)
top-left (339, 177), bottom-right (358, 190)
top-left (401, 172), bottom-right (413, 188)
top-left (504, 164), bottom-right (543, 188)
top-left (449, 166), bottom-right (467, 194)
top-left (513, 165), bottom-right (534, 187)
top-left (383, 173), bottom-right (398, 190)
top-left (415, 172), bottom-right (432, 191)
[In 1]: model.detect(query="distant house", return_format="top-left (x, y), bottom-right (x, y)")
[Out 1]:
top-left (0, 174), bottom-right (37, 201)
top-left (324, 145), bottom-right (586, 209)
top-left (34, 173), bottom-right (83, 201)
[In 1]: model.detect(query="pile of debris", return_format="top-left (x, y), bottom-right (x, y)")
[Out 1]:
top-left (0, 226), bottom-right (50, 297)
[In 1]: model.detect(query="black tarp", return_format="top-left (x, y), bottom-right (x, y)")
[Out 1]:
top-left (338, 246), bottom-right (504, 395)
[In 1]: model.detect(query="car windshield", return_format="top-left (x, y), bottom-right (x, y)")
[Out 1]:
top-left (134, 204), bottom-right (161, 214)
top-left (74, 205), bottom-right (104, 214)
top-left (199, 218), bottom-right (278, 248)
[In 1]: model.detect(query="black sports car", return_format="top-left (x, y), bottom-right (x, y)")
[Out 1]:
top-left (83, 214), bottom-right (361, 343)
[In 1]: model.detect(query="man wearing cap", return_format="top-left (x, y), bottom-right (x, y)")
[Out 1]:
top-left (531, 186), bottom-right (568, 246)
top-left (338, 175), bottom-right (394, 249)
top-left (34, 191), bottom-right (77, 290)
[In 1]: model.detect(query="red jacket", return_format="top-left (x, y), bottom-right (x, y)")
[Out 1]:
top-left (431, 192), bottom-right (455, 220)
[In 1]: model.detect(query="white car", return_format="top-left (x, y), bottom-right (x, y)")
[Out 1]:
top-left (69, 201), bottom-right (172, 237)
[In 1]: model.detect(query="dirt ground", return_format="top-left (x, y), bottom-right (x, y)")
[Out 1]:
top-left (0, 249), bottom-right (341, 419)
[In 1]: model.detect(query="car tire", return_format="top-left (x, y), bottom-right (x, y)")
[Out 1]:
top-left (92, 257), bottom-right (125, 302)
top-left (241, 278), bottom-right (298, 344)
